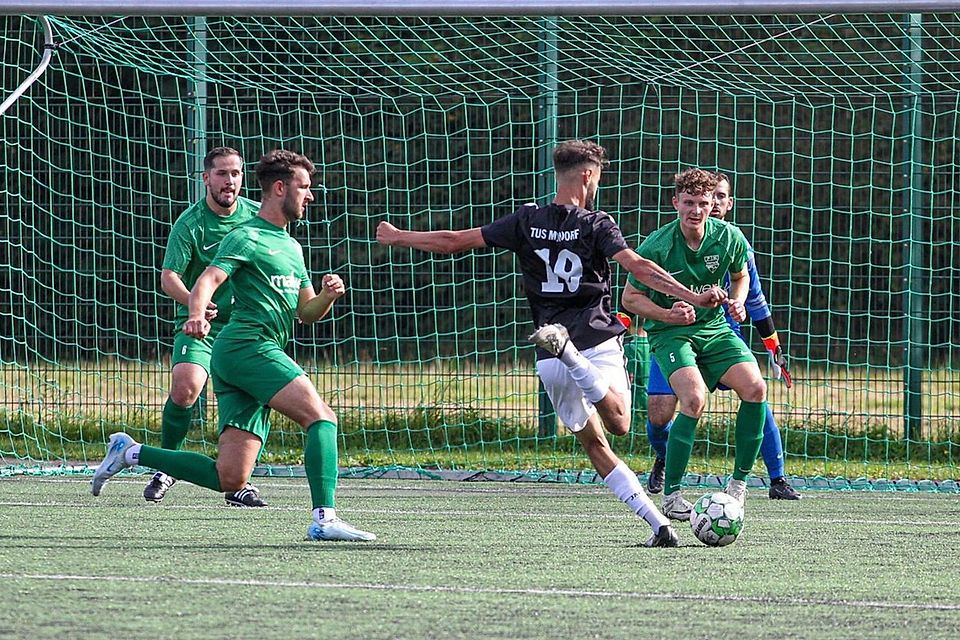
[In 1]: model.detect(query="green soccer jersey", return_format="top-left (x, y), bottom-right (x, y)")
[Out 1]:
top-left (628, 216), bottom-right (748, 335)
top-left (162, 196), bottom-right (260, 330)
top-left (209, 216), bottom-right (312, 348)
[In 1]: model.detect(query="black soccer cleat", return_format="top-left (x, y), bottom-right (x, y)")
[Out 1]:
top-left (647, 457), bottom-right (666, 495)
top-left (644, 524), bottom-right (680, 548)
top-left (143, 472), bottom-right (177, 503)
top-left (769, 477), bottom-right (802, 500)
top-left (225, 483), bottom-right (268, 507)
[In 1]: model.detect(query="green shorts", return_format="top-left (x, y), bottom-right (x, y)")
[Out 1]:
top-left (650, 325), bottom-right (757, 391)
top-left (171, 323), bottom-right (227, 371)
top-left (210, 338), bottom-right (306, 442)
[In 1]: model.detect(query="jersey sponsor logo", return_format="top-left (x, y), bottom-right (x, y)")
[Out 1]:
top-left (704, 254), bottom-right (720, 272)
top-left (267, 249), bottom-right (282, 255)
top-left (202, 242), bottom-right (219, 251)
top-left (530, 227), bottom-right (580, 242)
top-left (269, 272), bottom-right (300, 295)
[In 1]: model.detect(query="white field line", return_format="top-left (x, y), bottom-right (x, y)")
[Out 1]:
top-left (0, 500), bottom-right (954, 527)
top-left (0, 571), bottom-right (958, 612)
top-left (15, 477), bottom-right (960, 500)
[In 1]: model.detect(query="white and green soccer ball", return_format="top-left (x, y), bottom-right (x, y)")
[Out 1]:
top-left (689, 492), bottom-right (744, 547)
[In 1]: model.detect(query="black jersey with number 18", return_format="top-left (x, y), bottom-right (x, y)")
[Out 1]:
top-left (481, 203), bottom-right (629, 359)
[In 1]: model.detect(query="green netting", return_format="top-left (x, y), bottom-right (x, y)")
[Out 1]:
top-left (1, 14), bottom-right (958, 488)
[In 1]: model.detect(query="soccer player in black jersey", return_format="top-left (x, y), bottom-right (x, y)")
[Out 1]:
top-left (377, 140), bottom-right (725, 547)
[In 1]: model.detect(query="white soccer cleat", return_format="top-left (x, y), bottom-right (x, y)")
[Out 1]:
top-left (91, 432), bottom-right (137, 496)
top-left (662, 491), bottom-right (694, 521)
top-left (307, 518), bottom-right (377, 542)
top-left (725, 478), bottom-right (748, 508)
top-left (528, 323), bottom-right (570, 357)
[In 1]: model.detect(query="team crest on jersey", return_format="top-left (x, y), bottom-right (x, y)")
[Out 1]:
top-left (704, 254), bottom-right (720, 272)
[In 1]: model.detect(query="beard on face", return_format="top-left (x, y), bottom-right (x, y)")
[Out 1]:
top-left (281, 190), bottom-right (303, 222)
top-left (211, 190), bottom-right (236, 209)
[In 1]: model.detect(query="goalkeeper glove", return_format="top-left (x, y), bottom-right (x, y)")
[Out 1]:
top-left (761, 331), bottom-right (792, 388)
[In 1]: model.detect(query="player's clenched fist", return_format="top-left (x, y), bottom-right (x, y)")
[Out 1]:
top-left (183, 317), bottom-right (210, 339)
top-left (726, 298), bottom-right (747, 323)
top-left (694, 285), bottom-right (727, 309)
top-left (321, 273), bottom-right (346, 298)
top-left (376, 221), bottom-right (401, 245)
top-left (666, 301), bottom-right (696, 325)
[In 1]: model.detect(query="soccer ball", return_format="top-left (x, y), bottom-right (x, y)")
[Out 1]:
top-left (689, 492), bottom-right (744, 547)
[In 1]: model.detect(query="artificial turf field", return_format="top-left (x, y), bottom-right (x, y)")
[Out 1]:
top-left (1, 477), bottom-right (959, 639)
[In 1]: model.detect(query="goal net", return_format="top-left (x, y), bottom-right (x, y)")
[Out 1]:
top-left (2, 13), bottom-right (958, 488)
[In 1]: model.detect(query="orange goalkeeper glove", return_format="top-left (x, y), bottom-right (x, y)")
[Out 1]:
top-left (761, 332), bottom-right (792, 388)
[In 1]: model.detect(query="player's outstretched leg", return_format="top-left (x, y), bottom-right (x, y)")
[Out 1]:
top-left (91, 432), bottom-right (138, 496)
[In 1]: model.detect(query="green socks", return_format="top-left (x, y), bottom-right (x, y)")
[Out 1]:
top-left (305, 420), bottom-right (339, 509)
top-left (733, 401), bottom-right (767, 481)
top-left (663, 412), bottom-right (698, 495)
top-left (138, 445), bottom-right (222, 491)
top-left (160, 398), bottom-right (193, 450)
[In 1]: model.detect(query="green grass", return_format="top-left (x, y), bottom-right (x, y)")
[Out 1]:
top-left (1, 477), bottom-right (959, 639)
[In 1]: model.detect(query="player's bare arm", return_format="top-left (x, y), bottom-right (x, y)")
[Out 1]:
top-left (184, 266), bottom-right (228, 338)
top-left (613, 248), bottom-right (726, 309)
top-left (298, 274), bottom-right (346, 324)
top-left (376, 221), bottom-right (486, 254)
top-left (726, 266), bottom-right (749, 323)
top-left (161, 268), bottom-right (218, 321)
top-left (621, 282), bottom-right (696, 326)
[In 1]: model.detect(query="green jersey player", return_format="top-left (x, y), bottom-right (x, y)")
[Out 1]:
top-left (146, 146), bottom-right (262, 506)
top-left (92, 150), bottom-right (375, 542)
top-left (622, 168), bottom-right (768, 520)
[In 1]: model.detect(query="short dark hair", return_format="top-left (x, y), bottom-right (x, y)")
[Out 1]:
top-left (674, 168), bottom-right (719, 196)
top-left (255, 149), bottom-right (316, 192)
top-left (203, 146), bottom-right (242, 171)
top-left (714, 172), bottom-right (731, 188)
top-left (553, 140), bottom-right (609, 174)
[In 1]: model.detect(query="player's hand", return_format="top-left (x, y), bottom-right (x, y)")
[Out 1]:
top-left (726, 298), bottom-right (747, 323)
top-left (321, 273), bottom-right (346, 299)
top-left (694, 286), bottom-right (726, 309)
top-left (204, 302), bottom-right (218, 322)
top-left (183, 317), bottom-right (210, 339)
top-left (376, 221), bottom-right (402, 245)
top-left (762, 334), bottom-right (793, 388)
top-left (666, 301), bottom-right (696, 325)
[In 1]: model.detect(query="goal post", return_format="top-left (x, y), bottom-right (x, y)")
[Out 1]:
top-left (2, 8), bottom-right (959, 489)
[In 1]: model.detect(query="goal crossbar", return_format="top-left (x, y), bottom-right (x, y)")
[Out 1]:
top-left (4, 0), bottom-right (960, 16)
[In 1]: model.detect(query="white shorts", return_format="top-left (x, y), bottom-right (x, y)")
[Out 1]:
top-left (536, 336), bottom-right (630, 433)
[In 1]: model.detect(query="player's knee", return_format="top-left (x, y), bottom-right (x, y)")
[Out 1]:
top-left (298, 403), bottom-right (337, 430)
top-left (678, 393), bottom-right (706, 418)
top-left (169, 384), bottom-right (202, 407)
top-left (169, 374), bottom-right (205, 406)
top-left (741, 378), bottom-right (766, 403)
top-left (605, 416), bottom-right (629, 437)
